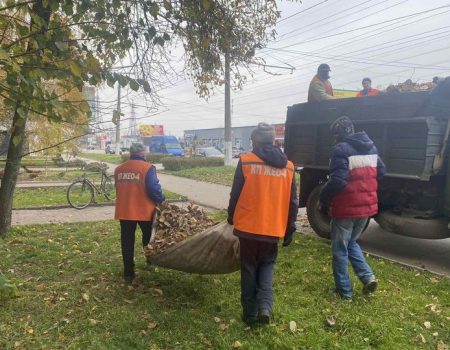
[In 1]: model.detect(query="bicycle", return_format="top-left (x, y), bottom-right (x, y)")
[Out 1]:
top-left (67, 170), bottom-right (116, 209)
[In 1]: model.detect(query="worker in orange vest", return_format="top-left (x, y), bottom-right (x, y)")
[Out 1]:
top-left (308, 63), bottom-right (335, 102)
top-left (114, 143), bottom-right (165, 285)
top-left (357, 77), bottom-right (380, 97)
top-left (227, 123), bottom-right (298, 326)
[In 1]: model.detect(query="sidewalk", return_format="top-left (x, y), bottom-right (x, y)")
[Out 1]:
top-left (12, 159), bottom-right (231, 225)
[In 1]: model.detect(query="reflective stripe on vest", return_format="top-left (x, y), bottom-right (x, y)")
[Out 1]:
top-left (114, 160), bottom-right (155, 221)
top-left (234, 153), bottom-right (294, 237)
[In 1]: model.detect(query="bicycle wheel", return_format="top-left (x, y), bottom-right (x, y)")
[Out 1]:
top-left (67, 180), bottom-right (94, 209)
top-left (103, 175), bottom-right (116, 201)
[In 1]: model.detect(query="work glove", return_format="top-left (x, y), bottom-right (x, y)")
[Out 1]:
top-left (227, 216), bottom-right (233, 225)
top-left (283, 224), bottom-right (297, 247)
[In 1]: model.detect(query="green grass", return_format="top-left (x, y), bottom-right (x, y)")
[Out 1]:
top-left (1, 221), bottom-right (449, 349)
top-left (13, 187), bottom-right (184, 209)
top-left (19, 158), bottom-right (55, 167)
top-left (80, 153), bottom-right (124, 164)
top-left (163, 166), bottom-right (236, 186)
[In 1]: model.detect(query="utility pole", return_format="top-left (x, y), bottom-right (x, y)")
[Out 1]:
top-left (224, 51), bottom-right (232, 166)
top-left (115, 84), bottom-right (121, 154)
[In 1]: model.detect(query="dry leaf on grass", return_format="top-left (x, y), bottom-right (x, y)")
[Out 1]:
top-left (325, 316), bottom-right (336, 327)
top-left (214, 317), bottom-right (221, 323)
top-left (419, 333), bottom-right (426, 344)
top-left (289, 321), bottom-right (297, 333)
top-left (437, 340), bottom-right (449, 350)
top-left (232, 340), bottom-right (242, 348)
top-left (219, 323), bottom-right (229, 331)
top-left (147, 322), bottom-right (158, 330)
top-left (424, 321), bottom-right (431, 329)
top-left (81, 293), bottom-right (89, 302)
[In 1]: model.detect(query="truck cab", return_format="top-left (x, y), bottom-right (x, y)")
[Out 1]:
top-left (284, 78), bottom-right (450, 240)
top-left (148, 135), bottom-right (184, 157)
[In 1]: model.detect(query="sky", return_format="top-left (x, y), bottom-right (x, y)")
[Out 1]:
top-left (95, 0), bottom-right (450, 138)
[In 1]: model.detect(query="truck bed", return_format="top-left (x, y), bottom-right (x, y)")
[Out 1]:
top-left (285, 82), bottom-right (450, 180)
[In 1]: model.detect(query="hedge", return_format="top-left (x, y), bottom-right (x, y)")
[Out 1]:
top-left (120, 153), bottom-right (169, 163)
top-left (84, 162), bottom-right (108, 172)
top-left (161, 157), bottom-right (224, 171)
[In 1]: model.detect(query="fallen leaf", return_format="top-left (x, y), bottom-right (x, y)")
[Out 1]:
top-left (14, 341), bottom-right (21, 348)
top-left (419, 333), bottom-right (426, 344)
top-left (433, 332), bottom-right (439, 337)
top-left (219, 323), bottom-right (229, 331)
top-left (424, 321), bottom-right (431, 329)
top-left (149, 288), bottom-right (163, 296)
top-left (89, 319), bottom-right (99, 325)
top-left (214, 317), bottom-right (221, 323)
top-left (81, 293), bottom-right (89, 302)
top-left (437, 340), bottom-right (449, 350)
top-left (147, 322), bottom-right (158, 330)
top-left (123, 299), bottom-right (133, 304)
top-left (26, 327), bottom-right (34, 334)
top-left (325, 316), bottom-right (336, 327)
top-left (232, 340), bottom-right (242, 348)
top-left (289, 321), bottom-right (297, 333)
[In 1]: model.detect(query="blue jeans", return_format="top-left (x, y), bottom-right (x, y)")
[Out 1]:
top-left (331, 218), bottom-right (374, 298)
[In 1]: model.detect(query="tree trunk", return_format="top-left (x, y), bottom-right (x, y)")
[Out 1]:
top-left (0, 0), bottom-right (51, 237)
top-left (0, 107), bottom-right (28, 236)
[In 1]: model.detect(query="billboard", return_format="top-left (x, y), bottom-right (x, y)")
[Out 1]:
top-left (334, 89), bottom-right (359, 99)
top-left (139, 124), bottom-right (164, 137)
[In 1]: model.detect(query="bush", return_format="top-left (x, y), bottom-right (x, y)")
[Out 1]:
top-left (120, 153), bottom-right (169, 163)
top-left (121, 153), bottom-right (130, 162)
top-left (146, 153), bottom-right (169, 163)
top-left (64, 159), bottom-right (87, 168)
top-left (84, 162), bottom-right (108, 172)
top-left (162, 157), bottom-right (224, 171)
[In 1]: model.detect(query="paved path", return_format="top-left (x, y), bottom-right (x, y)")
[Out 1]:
top-left (12, 159), bottom-right (450, 276)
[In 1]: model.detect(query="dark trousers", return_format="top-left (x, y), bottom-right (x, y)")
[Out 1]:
top-left (239, 237), bottom-right (278, 321)
top-left (120, 220), bottom-right (152, 277)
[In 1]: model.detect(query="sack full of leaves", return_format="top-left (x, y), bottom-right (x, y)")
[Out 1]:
top-left (144, 203), bottom-right (239, 274)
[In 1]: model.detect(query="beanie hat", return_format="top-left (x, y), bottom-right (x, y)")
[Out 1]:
top-left (362, 77), bottom-right (372, 83)
top-left (129, 143), bottom-right (146, 155)
top-left (330, 116), bottom-right (354, 139)
top-left (251, 123), bottom-right (275, 144)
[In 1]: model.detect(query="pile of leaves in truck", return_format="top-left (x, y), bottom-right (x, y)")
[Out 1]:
top-left (144, 202), bottom-right (217, 256)
top-left (386, 78), bottom-right (438, 93)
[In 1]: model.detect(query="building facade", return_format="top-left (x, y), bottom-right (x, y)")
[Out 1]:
top-left (184, 124), bottom-right (285, 152)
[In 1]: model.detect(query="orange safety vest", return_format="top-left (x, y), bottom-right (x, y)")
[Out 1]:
top-left (356, 88), bottom-right (380, 97)
top-left (114, 160), bottom-right (155, 221)
top-left (233, 153), bottom-right (295, 238)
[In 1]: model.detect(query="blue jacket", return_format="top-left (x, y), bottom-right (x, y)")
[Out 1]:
top-left (130, 154), bottom-right (165, 204)
top-left (320, 132), bottom-right (386, 218)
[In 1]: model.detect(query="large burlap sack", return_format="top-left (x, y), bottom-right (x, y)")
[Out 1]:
top-left (147, 222), bottom-right (240, 274)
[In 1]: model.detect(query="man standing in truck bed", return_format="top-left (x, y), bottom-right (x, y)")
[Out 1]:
top-left (308, 63), bottom-right (335, 102)
top-left (319, 116), bottom-right (386, 300)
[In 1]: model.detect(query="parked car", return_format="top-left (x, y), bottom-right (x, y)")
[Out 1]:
top-left (195, 147), bottom-right (225, 158)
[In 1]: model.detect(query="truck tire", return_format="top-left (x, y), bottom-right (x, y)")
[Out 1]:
top-left (375, 211), bottom-right (450, 239)
top-left (306, 185), bottom-right (370, 240)
top-left (306, 185), bottom-right (331, 239)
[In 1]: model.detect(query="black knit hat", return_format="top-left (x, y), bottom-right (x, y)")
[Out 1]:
top-left (330, 116), bottom-right (354, 139)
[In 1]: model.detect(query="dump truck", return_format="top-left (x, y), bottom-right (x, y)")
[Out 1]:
top-left (284, 78), bottom-right (450, 240)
